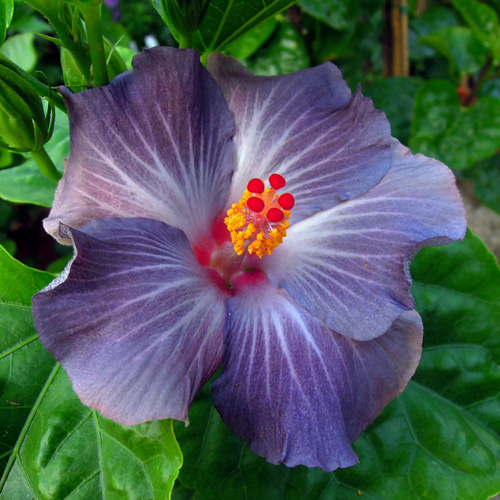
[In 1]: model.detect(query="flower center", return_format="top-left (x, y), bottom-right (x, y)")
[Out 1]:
top-left (224, 173), bottom-right (295, 259)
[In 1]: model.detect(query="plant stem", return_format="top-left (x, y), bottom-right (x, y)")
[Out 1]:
top-left (465, 57), bottom-right (493, 106)
top-left (80, 3), bottom-right (109, 87)
top-left (49, 15), bottom-right (92, 83)
top-left (178, 32), bottom-right (192, 49)
top-left (30, 147), bottom-right (62, 183)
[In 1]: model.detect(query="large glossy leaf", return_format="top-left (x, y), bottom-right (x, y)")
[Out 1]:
top-left (192, 0), bottom-right (295, 53)
top-left (0, 32), bottom-right (37, 72)
top-left (419, 26), bottom-right (486, 74)
top-left (451, 0), bottom-right (500, 59)
top-left (174, 231), bottom-right (500, 500)
top-left (0, 109), bottom-right (68, 206)
top-left (364, 76), bottom-right (423, 144)
top-left (0, 246), bottom-right (55, 475)
top-left (409, 6), bottom-right (459, 60)
top-left (410, 80), bottom-right (500, 169)
top-left (224, 17), bottom-right (278, 60)
top-left (246, 20), bottom-right (309, 75)
top-left (0, 0), bottom-right (13, 45)
top-left (0, 247), bottom-right (183, 498)
top-left (0, 164), bottom-right (59, 206)
top-left (462, 153), bottom-right (500, 215)
top-left (299, 0), bottom-right (356, 30)
top-left (411, 230), bottom-right (500, 417)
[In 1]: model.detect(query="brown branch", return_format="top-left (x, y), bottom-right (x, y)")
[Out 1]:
top-left (383, 0), bottom-right (409, 76)
top-left (465, 57), bottom-right (493, 106)
top-left (416, 0), bottom-right (427, 16)
top-left (392, 0), bottom-right (409, 76)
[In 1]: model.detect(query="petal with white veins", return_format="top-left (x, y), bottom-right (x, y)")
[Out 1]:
top-left (264, 141), bottom-right (466, 340)
top-left (46, 47), bottom-right (235, 243)
top-left (32, 217), bottom-right (227, 425)
top-left (213, 276), bottom-right (423, 471)
top-left (207, 53), bottom-right (391, 223)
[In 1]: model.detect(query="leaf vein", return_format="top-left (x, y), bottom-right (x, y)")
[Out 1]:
top-left (0, 363), bottom-right (60, 493)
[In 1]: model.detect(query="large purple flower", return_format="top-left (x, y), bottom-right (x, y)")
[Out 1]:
top-left (32, 47), bottom-right (466, 471)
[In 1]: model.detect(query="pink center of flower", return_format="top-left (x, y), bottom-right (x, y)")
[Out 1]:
top-left (192, 174), bottom-right (295, 293)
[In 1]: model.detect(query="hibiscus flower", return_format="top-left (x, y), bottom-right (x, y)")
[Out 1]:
top-left (32, 47), bottom-right (466, 471)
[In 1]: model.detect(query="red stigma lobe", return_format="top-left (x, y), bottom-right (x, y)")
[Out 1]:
top-left (278, 193), bottom-right (295, 210)
top-left (247, 178), bottom-right (265, 193)
top-left (247, 196), bottom-right (265, 213)
top-left (269, 173), bottom-right (286, 190)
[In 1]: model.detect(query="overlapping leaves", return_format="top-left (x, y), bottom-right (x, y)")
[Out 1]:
top-left (0, 0), bottom-right (13, 45)
top-left (410, 80), bottom-right (500, 169)
top-left (192, 0), bottom-right (295, 52)
top-left (462, 154), bottom-right (500, 215)
top-left (451, 0), bottom-right (500, 60)
top-left (153, 0), bottom-right (295, 54)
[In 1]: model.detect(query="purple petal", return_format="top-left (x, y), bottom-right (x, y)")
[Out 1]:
top-left (46, 47), bottom-right (235, 244)
top-left (213, 278), bottom-right (423, 471)
top-left (263, 141), bottom-right (466, 340)
top-left (207, 53), bottom-right (391, 223)
top-left (32, 217), bottom-right (227, 425)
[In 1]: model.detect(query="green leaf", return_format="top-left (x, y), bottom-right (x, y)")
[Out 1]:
top-left (116, 45), bottom-right (136, 70)
top-left (306, 16), bottom-right (356, 61)
top-left (409, 6), bottom-right (459, 60)
top-left (9, 9), bottom-right (51, 34)
top-left (0, 238), bottom-right (15, 256)
top-left (224, 17), bottom-right (278, 60)
top-left (175, 232), bottom-right (500, 500)
top-left (479, 76), bottom-right (500, 99)
top-left (61, 47), bottom-right (88, 93)
top-left (1, 371), bottom-right (183, 499)
top-left (0, 146), bottom-right (12, 168)
top-left (0, 163), bottom-right (59, 206)
top-left (0, 33), bottom-right (37, 72)
top-left (246, 21), bottom-right (309, 75)
top-left (462, 154), bottom-right (500, 215)
top-left (0, 198), bottom-right (14, 228)
top-left (192, 0), bottom-right (295, 53)
top-left (410, 80), bottom-right (500, 169)
top-left (298, 0), bottom-right (356, 30)
top-left (364, 76), bottom-right (423, 144)
top-left (419, 26), bottom-right (486, 75)
top-left (304, 0), bottom-right (385, 64)
top-left (45, 254), bottom-right (73, 275)
top-left (0, 246), bottom-right (59, 478)
top-left (0, 110), bottom-right (68, 206)
top-left (411, 80), bottom-right (461, 137)
top-left (484, 0), bottom-right (500, 15)
top-left (411, 231), bottom-right (500, 431)
top-left (0, 0), bottom-right (13, 45)
top-left (171, 482), bottom-right (205, 500)
top-left (451, 0), bottom-right (500, 59)
top-left (0, 247), bottom-right (183, 498)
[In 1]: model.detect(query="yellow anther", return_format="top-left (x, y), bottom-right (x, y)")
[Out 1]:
top-left (225, 210), bottom-right (246, 231)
